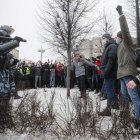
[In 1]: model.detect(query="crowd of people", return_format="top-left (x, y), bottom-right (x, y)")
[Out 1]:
top-left (15, 61), bottom-right (68, 90)
top-left (69, 5), bottom-right (140, 130)
top-left (12, 5), bottom-right (140, 130)
top-left (14, 56), bottom-right (102, 93)
top-left (1, 5), bottom-right (140, 132)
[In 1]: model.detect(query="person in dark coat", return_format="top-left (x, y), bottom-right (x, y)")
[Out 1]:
top-left (42, 62), bottom-right (51, 88)
top-left (30, 63), bottom-right (35, 88)
top-left (99, 33), bottom-right (118, 116)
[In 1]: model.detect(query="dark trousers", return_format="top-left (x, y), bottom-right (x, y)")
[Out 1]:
top-left (76, 75), bottom-right (86, 94)
top-left (0, 95), bottom-right (13, 130)
top-left (104, 78), bottom-right (117, 107)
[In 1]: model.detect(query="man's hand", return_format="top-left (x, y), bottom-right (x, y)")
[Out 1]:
top-left (116, 5), bottom-right (123, 15)
top-left (126, 80), bottom-right (137, 89)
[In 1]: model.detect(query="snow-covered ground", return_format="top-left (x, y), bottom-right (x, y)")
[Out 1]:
top-left (0, 88), bottom-right (139, 140)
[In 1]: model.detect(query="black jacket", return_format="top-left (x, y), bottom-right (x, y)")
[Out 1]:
top-left (101, 39), bottom-right (118, 78)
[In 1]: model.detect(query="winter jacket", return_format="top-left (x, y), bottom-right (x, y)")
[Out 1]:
top-left (73, 59), bottom-right (96, 78)
top-left (95, 60), bottom-right (101, 76)
top-left (0, 70), bottom-right (16, 95)
top-left (100, 39), bottom-right (118, 78)
top-left (56, 64), bottom-right (62, 77)
top-left (117, 15), bottom-right (138, 79)
top-left (34, 66), bottom-right (41, 76)
top-left (42, 64), bottom-right (50, 81)
top-left (0, 40), bottom-right (19, 55)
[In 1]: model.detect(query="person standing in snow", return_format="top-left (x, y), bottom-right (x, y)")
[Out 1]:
top-left (73, 53), bottom-right (97, 98)
top-left (116, 5), bottom-right (140, 129)
top-left (98, 33), bottom-right (118, 116)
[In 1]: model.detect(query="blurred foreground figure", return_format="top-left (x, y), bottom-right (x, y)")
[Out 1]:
top-left (0, 25), bottom-right (26, 132)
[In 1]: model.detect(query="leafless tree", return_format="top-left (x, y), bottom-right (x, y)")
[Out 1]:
top-left (121, 0), bottom-right (140, 34)
top-left (37, 0), bottom-right (99, 97)
top-left (120, 0), bottom-right (140, 47)
top-left (99, 9), bottom-right (116, 36)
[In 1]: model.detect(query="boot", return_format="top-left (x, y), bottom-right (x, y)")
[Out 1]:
top-left (98, 92), bottom-right (103, 97)
top-left (111, 102), bottom-right (119, 110)
top-left (98, 107), bottom-right (111, 116)
top-left (79, 91), bottom-right (86, 99)
top-left (133, 119), bottom-right (140, 129)
top-left (14, 92), bottom-right (22, 99)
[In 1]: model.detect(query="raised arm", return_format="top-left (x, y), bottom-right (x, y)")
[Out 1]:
top-left (0, 40), bottom-right (19, 55)
top-left (83, 59), bottom-right (97, 67)
top-left (116, 5), bottom-right (133, 47)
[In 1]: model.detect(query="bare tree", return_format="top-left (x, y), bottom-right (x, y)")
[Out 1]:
top-left (122, 0), bottom-right (139, 33)
top-left (99, 9), bottom-right (116, 36)
top-left (37, 0), bottom-right (99, 97)
top-left (121, 0), bottom-right (140, 47)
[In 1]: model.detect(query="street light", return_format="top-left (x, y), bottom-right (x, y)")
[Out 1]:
top-left (38, 46), bottom-right (45, 63)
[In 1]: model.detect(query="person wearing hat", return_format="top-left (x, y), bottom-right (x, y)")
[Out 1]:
top-left (116, 5), bottom-right (140, 129)
top-left (0, 25), bottom-right (24, 132)
top-left (98, 32), bottom-right (118, 116)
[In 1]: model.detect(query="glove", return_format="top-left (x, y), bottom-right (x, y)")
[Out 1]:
top-left (116, 5), bottom-right (123, 15)
top-left (14, 36), bottom-right (24, 42)
top-left (13, 59), bottom-right (19, 65)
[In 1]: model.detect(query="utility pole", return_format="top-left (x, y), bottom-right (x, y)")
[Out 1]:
top-left (38, 46), bottom-right (45, 63)
top-left (136, 0), bottom-right (140, 48)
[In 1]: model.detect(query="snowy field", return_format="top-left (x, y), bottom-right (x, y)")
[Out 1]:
top-left (0, 88), bottom-right (139, 140)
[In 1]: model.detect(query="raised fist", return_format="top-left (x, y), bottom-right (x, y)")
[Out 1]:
top-left (116, 5), bottom-right (123, 15)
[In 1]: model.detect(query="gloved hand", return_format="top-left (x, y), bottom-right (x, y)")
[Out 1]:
top-left (116, 5), bottom-right (123, 15)
top-left (14, 36), bottom-right (23, 42)
top-left (13, 59), bottom-right (19, 65)
top-left (14, 36), bottom-right (27, 42)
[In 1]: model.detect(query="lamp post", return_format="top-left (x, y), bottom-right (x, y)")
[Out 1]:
top-left (38, 46), bottom-right (45, 63)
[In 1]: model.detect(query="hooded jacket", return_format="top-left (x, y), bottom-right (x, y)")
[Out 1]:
top-left (117, 15), bottom-right (138, 79)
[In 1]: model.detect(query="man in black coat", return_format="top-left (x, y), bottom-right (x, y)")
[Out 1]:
top-left (99, 33), bottom-right (118, 116)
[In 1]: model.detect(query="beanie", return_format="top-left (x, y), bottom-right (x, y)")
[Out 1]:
top-left (102, 33), bottom-right (112, 40)
top-left (117, 31), bottom-right (123, 39)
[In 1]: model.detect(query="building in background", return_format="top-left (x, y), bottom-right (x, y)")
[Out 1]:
top-left (78, 37), bottom-right (103, 58)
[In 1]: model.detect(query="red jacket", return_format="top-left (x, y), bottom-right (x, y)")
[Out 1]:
top-left (56, 64), bottom-right (62, 77)
top-left (95, 60), bottom-right (101, 75)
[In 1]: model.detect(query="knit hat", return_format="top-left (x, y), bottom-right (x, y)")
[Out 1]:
top-left (117, 31), bottom-right (123, 39)
top-left (102, 33), bottom-right (112, 40)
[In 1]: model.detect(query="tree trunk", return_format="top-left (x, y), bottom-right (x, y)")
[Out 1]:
top-left (136, 0), bottom-right (140, 47)
top-left (67, 0), bottom-right (71, 97)
top-left (67, 48), bottom-right (71, 97)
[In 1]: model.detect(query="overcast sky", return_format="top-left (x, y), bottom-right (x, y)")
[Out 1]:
top-left (0, 0), bottom-right (123, 62)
